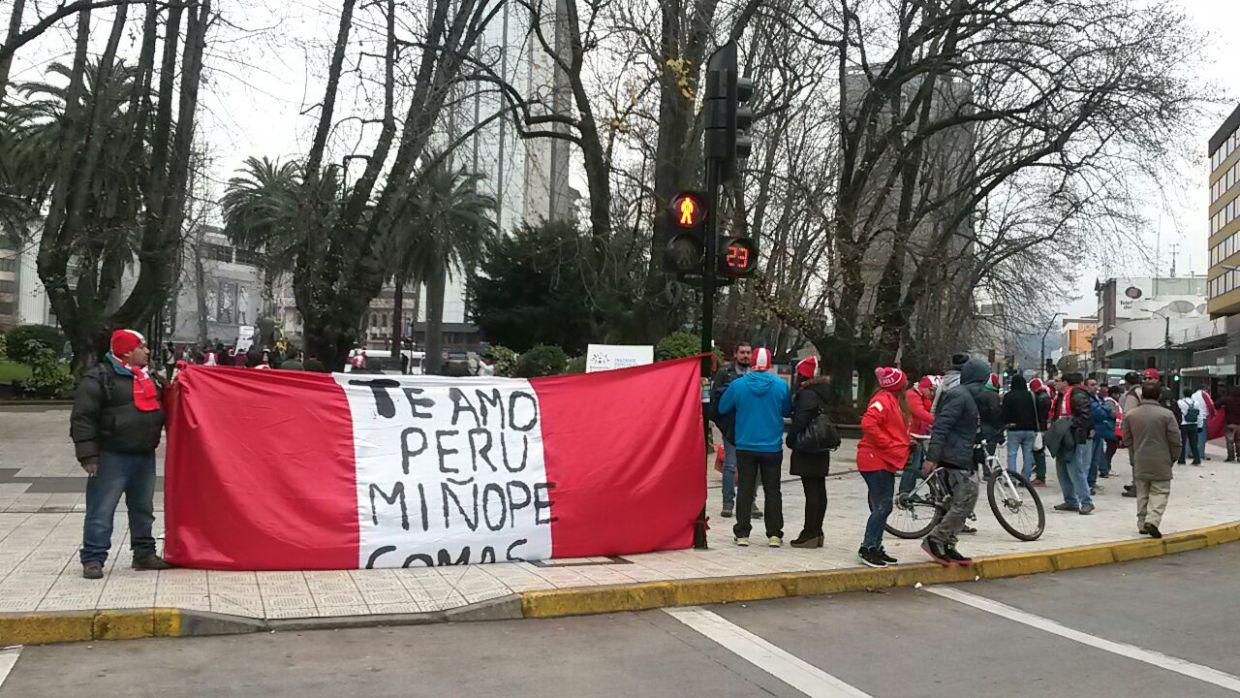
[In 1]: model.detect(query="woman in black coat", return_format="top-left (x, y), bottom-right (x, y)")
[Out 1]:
top-left (787, 362), bottom-right (833, 548)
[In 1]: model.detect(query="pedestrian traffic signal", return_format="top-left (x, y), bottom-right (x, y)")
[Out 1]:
top-left (662, 191), bottom-right (707, 276)
top-left (704, 41), bottom-right (756, 182)
top-left (717, 236), bottom-right (757, 278)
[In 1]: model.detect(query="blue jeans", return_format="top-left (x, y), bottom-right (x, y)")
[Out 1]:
top-left (721, 439), bottom-right (737, 507)
top-left (861, 470), bottom-right (895, 549)
top-left (81, 451), bottom-right (157, 565)
top-left (899, 443), bottom-right (923, 495)
top-left (1199, 425), bottom-right (1209, 459)
top-left (1089, 436), bottom-right (1106, 487)
top-left (1069, 440), bottom-right (1094, 507)
top-left (1006, 430), bottom-right (1036, 479)
top-left (1180, 426), bottom-right (1202, 464)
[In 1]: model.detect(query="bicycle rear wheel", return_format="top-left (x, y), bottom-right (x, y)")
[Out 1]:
top-left (987, 469), bottom-right (1045, 541)
top-left (885, 476), bottom-right (945, 539)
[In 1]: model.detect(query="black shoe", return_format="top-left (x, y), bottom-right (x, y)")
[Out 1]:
top-left (82, 562), bottom-right (103, 580)
top-left (1053, 503), bottom-right (1079, 512)
top-left (921, 538), bottom-right (952, 566)
top-left (1226, 457), bottom-right (1236, 463)
top-left (858, 547), bottom-right (887, 568)
top-left (1177, 460), bottom-right (1186, 465)
top-left (791, 533), bottom-right (823, 548)
top-left (960, 525), bottom-right (977, 535)
top-left (1144, 523), bottom-right (1162, 539)
top-left (1079, 504), bottom-right (1096, 515)
top-left (720, 506), bottom-right (733, 518)
top-left (1122, 485), bottom-right (1136, 498)
top-left (877, 547), bottom-right (898, 564)
top-left (132, 553), bottom-right (173, 571)
top-left (944, 545), bottom-right (973, 565)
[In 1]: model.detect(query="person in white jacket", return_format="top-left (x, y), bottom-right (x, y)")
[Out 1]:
top-left (1191, 388), bottom-right (1215, 461)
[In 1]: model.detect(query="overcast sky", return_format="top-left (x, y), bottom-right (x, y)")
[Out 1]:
top-left (9, 0), bottom-right (1238, 318)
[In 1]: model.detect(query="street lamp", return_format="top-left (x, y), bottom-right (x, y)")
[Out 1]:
top-left (1040, 311), bottom-right (1066, 379)
top-left (1151, 308), bottom-right (1173, 391)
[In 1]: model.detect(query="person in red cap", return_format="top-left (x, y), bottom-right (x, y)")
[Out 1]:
top-left (855, 366), bottom-right (911, 568)
top-left (786, 356), bottom-right (833, 547)
top-left (70, 329), bottom-right (173, 579)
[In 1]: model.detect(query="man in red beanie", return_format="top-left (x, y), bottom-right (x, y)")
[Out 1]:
top-left (70, 329), bottom-right (173, 579)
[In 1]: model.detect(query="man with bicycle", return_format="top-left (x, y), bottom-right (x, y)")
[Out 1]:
top-left (922, 356), bottom-right (990, 565)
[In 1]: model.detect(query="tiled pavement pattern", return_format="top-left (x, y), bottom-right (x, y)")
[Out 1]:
top-left (3, 405), bottom-right (1239, 620)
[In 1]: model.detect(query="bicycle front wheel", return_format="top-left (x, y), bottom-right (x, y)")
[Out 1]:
top-left (987, 469), bottom-right (1045, 541)
top-left (885, 479), bottom-right (945, 539)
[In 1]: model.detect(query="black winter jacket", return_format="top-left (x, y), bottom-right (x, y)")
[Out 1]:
top-left (788, 379), bottom-right (833, 477)
top-left (70, 361), bottom-right (165, 461)
top-left (928, 357), bottom-right (989, 469)
top-left (1001, 387), bottom-right (1044, 432)
top-left (977, 390), bottom-right (1004, 445)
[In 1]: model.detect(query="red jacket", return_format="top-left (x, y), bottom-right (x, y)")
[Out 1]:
top-left (906, 385), bottom-right (934, 437)
top-left (857, 390), bottom-right (911, 473)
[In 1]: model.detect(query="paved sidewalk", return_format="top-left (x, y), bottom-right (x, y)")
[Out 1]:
top-left (2, 405), bottom-right (1238, 620)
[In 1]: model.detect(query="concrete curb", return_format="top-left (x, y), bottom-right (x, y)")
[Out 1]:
top-left (518, 521), bottom-right (1240, 618)
top-left (3, 522), bottom-right (1237, 645)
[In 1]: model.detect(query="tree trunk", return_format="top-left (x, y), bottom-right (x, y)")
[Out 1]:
top-left (424, 267), bottom-right (446, 375)
top-left (0, 0), bottom-right (26, 104)
top-left (390, 276), bottom-right (403, 354)
top-left (193, 238), bottom-right (209, 345)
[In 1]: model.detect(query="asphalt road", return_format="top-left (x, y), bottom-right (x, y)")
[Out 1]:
top-left (5, 545), bottom-right (1240, 697)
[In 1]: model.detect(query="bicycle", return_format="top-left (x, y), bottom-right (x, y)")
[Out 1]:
top-left (885, 437), bottom-right (1046, 541)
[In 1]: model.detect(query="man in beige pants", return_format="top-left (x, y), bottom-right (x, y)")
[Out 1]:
top-left (1122, 384), bottom-right (1181, 538)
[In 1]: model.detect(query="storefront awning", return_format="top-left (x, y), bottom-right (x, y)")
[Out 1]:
top-left (1180, 364), bottom-right (1237, 377)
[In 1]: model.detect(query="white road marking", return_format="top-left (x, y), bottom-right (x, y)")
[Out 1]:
top-left (925, 586), bottom-right (1240, 693)
top-left (0, 646), bottom-right (21, 690)
top-left (664, 606), bottom-right (871, 698)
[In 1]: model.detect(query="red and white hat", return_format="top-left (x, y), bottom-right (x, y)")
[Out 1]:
top-left (110, 329), bottom-right (146, 358)
top-left (875, 366), bottom-right (906, 391)
top-left (753, 348), bottom-right (773, 372)
top-left (795, 356), bottom-right (818, 379)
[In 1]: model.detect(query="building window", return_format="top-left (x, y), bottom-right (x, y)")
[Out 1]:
top-left (234, 248), bottom-right (264, 267)
top-left (0, 257), bottom-right (15, 272)
top-left (203, 243), bottom-right (233, 263)
top-left (0, 280), bottom-right (14, 293)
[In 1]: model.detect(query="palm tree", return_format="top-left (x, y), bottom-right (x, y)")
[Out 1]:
top-left (392, 162), bottom-right (497, 375)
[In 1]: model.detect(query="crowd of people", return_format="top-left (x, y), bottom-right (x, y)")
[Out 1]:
top-left (711, 342), bottom-right (1236, 569)
top-left (158, 338), bottom-right (325, 378)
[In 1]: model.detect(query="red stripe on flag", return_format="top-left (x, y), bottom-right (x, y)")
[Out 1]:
top-left (163, 367), bottom-right (359, 570)
top-left (533, 357), bottom-right (705, 558)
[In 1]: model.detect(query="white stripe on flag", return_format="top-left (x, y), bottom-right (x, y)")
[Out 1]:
top-left (335, 374), bottom-right (554, 568)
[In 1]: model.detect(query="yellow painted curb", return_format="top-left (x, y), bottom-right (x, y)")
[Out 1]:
top-left (153, 608), bottom-right (181, 637)
top-left (0, 612), bottom-right (93, 645)
top-left (516, 520), bottom-right (1240, 621)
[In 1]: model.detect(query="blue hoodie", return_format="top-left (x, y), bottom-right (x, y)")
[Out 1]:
top-left (717, 371), bottom-right (792, 452)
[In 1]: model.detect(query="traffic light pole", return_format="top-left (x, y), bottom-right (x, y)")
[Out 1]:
top-left (694, 157), bottom-right (723, 550)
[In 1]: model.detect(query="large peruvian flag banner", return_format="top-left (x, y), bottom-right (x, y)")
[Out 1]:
top-left (162, 357), bottom-right (705, 570)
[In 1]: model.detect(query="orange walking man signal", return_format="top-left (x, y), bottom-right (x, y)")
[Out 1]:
top-left (672, 193), bottom-right (702, 227)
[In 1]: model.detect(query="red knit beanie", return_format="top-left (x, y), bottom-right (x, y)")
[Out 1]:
top-left (875, 366), bottom-right (906, 392)
top-left (110, 329), bottom-right (145, 358)
top-left (753, 348), bottom-right (772, 371)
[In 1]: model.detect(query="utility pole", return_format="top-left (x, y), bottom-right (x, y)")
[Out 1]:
top-left (1040, 312), bottom-right (1065, 379)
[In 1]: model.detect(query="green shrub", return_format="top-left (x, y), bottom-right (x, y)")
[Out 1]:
top-left (514, 344), bottom-right (568, 378)
top-left (655, 331), bottom-right (701, 361)
top-left (565, 355), bottom-right (587, 374)
top-left (21, 340), bottom-right (75, 398)
top-left (486, 345), bottom-right (518, 377)
top-left (4, 325), bottom-right (65, 365)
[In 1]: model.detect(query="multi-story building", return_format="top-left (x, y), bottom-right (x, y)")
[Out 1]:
top-left (0, 248), bottom-right (18, 330)
top-left (1207, 104), bottom-right (1240, 315)
top-left (361, 3), bottom-right (575, 351)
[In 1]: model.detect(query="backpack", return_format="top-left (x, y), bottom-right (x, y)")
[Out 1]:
top-left (1185, 406), bottom-right (1200, 424)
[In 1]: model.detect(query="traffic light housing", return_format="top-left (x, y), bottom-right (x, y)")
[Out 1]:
top-left (704, 42), bottom-right (755, 182)
top-left (661, 191), bottom-right (707, 276)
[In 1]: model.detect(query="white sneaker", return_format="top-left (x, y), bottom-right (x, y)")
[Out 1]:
top-left (768, 536), bottom-right (782, 548)
top-left (734, 536), bottom-right (749, 547)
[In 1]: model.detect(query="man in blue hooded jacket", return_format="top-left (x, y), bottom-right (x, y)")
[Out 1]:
top-left (717, 347), bottom-right (792, 547)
